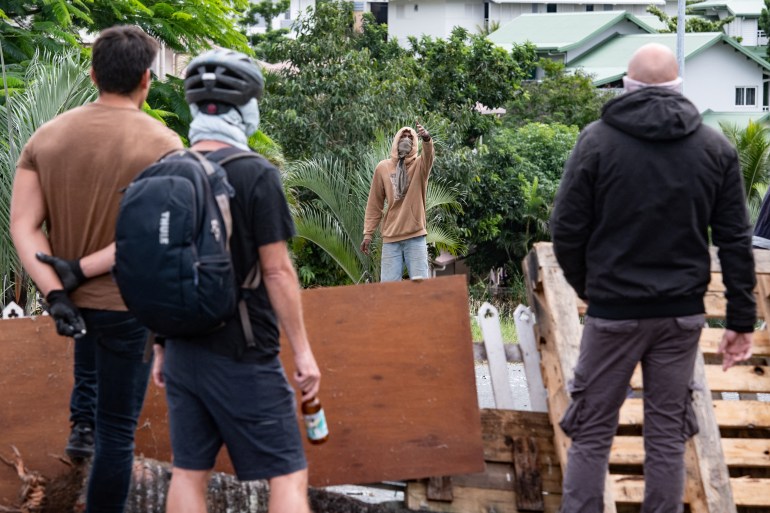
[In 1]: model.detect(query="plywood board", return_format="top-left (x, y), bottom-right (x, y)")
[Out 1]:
top-left (1, 276), bottom-right (484, 500)
top-left (138, 275), bottom-right (485, 487)
top-left (0, 317), bottom-right (74, 502)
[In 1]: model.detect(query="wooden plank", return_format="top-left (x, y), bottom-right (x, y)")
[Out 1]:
top-left (514, 305), bottom-right (549, 413)
top-left (427, 476), bottom-right (454, 502)
top-left (512, 436), bottom-right (545, 512)
top-left (611, 475), bottom-right (770, 508)
top-left (629, 364), bottom-right (770, 393)
top-left (699, 328), bottom-right (770, 357)
top-left (611, 436), bottom-right (770, 468)
top-left (573, 326), bottom-right (770, 358)
top-left (406, 481), bottom-right (561, 513)
top-left (688, 349), bottom-right (737, 513)
top-left (524, 243), bottom-right (617, 513)
top-left (620, 398), bottom-right (770, 429)
top-left (478, 302), bottom-right (516, 409)
top-left (479, 410), bottom-right (562, 494)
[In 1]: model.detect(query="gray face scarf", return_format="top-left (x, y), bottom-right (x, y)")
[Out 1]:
top-left (188, 98), bottom-right (260, 150)
top-left (395, 137), bottom-right (413, 201)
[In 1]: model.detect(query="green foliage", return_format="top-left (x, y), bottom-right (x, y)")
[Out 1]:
top-left (284, 131), bottom-right (464, 284)
top-left (146, 74), bottom-right (190, 143)
top-left (239, 0), bottom-right (290, 62)
top-left (505, 59), bottom-right (611, 130)
top-left (761, 0), bottom-right (770, 60)
top-left (406, 28), bottom-right (537, 143)
top-left (0, 0), bottom-right (250, 64)
top-left (0, 50), bottom-right (96, 293)
top-left (262, 0), bottom-right (421, 163)
top-left (461, 122), bottom-right (578, 279)
top-left (647, 4), bottom-right (735, 33)
top-left (721, 120), bottom-right (770, 219)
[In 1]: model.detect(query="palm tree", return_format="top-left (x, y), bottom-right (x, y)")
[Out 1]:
top-left (721, 120), bottom-right (770, 220)
top-left (284, 130), bottom-right (465, 283)
top-left (0, 49), bottom-right (96, 309)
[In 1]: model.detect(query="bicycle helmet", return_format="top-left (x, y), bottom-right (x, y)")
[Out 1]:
top-left (184, 49), bottom-right (264, 108)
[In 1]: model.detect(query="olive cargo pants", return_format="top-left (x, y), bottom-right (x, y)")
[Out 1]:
top-left (558, 315), bottom-right (703, 513)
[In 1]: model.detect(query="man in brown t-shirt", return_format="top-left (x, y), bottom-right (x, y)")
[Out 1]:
top-left (10, 26), bottom-right (182, 513)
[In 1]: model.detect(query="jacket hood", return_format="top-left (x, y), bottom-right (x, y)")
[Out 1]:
top-left (601, 87), bottom-right (702, 141)
top-left (390, 126), bottom-right (419, 161)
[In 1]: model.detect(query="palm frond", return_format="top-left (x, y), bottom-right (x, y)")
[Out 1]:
top-left (0, 49), bottom-right (95, 283)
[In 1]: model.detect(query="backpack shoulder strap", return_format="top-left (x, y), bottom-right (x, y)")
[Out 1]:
top-left (204, 148), bottom-right (265, 350)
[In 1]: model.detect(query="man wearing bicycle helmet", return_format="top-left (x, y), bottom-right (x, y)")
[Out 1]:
top-left (151, 49), bottom-right (321, 513)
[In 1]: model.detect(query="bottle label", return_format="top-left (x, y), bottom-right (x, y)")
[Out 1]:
top-left (304, 409), bottom-right (329, 441)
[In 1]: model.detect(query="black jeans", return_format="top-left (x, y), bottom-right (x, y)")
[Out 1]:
top-left (559, 315), bottom-right (703, 513)
top-left (77, 309), bottom-right (151, 513)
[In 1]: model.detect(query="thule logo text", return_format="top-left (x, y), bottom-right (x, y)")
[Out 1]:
top-left (159, 211), bottom-right (170, 245)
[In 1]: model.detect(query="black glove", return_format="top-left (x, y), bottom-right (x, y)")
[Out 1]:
top-left (36, 252), bottom-right (87, 293)
top-left (45, 290), bottom-right (87, 339)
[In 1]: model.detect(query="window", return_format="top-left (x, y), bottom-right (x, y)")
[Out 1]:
top-left (531, 3), bottom-right (539, 12)
top-left (603, 4), bottom-right (613, 10)
top-left (736, 86), bottom-right (758, 106)
top-left (546, 3), bottom-right (557, 12)
top-left (586, 4), bottom-right (594, 10)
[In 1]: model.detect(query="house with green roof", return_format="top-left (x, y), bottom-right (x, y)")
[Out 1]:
top-left (700, 109), bottom-right (770, 130)
top-left (567, 32), bottom-right (770, 114)
top-left (487, 11), bottom-right (657, 63)
top-left (379, 1), bottom-right (665, 46)
top-left (688, 0), bottom-right (767, 45)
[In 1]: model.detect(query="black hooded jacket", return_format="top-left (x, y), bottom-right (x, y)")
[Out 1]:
top-left (550, 87), bottom-right (756, 331)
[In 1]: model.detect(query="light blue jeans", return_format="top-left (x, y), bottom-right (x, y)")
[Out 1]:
top-left (380, 235), bottom-right (429, 282)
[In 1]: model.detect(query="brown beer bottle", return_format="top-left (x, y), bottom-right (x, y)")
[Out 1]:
top-left (302, 397), bottom-right (329, 444)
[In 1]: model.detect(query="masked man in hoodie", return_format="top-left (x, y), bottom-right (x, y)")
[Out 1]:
top-left (361, 123), bottom-right (434, 281)
top-left (550, 43), bottom-right (756, 513)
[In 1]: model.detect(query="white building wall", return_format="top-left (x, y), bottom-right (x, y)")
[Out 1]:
top-left (731, 17), bottom-right (760, 46)
top-left (388, 0), bottom-right (451, 42)
top-left (444, 0), bottom-right (486, 35)
top-left (685, 44), bottom-right (764, 112)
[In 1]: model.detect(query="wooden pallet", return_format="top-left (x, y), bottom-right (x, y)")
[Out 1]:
top-left (524, 242), bottom-right (770, 513)
top-left (406, 409), bottom-right (563, 513)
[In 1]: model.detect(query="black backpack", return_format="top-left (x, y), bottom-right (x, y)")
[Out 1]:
top-left (114, 149), bottom-right (260, 342)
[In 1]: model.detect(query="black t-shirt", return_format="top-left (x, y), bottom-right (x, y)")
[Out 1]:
top-left (188, 147), bottom-right (295, 361)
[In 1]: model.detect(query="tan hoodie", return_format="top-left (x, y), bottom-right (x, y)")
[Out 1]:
top-left (363, 127), bottom-right (435, 243)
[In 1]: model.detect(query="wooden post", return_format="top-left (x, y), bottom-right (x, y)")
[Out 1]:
top-left (512, 436), bottom-right (545, 511)
top-left (687, 348), bottom-right (737, 513)
top-left (524, 244), bottom-right (617, 513)
top-left (478, 302), bottom-right (516, 410)
top-left (514, 304), bottom-right (548, 413)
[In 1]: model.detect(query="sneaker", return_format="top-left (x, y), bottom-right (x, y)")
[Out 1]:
top-left (66, 422), bottom-right (94, 460)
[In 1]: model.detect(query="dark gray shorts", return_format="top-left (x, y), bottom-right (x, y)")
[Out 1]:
top-left (163, 340), bottom-right (307, 481)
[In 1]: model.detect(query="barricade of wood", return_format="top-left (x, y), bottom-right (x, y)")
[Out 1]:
top-left (405, 409), bottom-right (563, 512)
top-left (524, 242), bottom-right (770, 513)
top-left (405, 303), bottom-right (561, 512)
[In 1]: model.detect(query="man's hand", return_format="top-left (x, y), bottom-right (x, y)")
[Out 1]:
top-left (36, 252), bottom-right (87, 293)
top-left (416, 122), bottom-right (430, 141)
top-left (152, 344), bottom-right (166, 388)
top-left (717, 329), bottom-right (753, 371)
top-left (360, 239), bottom-right (371, 255)
top-left (293, 349), bottom-right (321, 402)
top-left (45, 290), bottom-right (87, 339)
